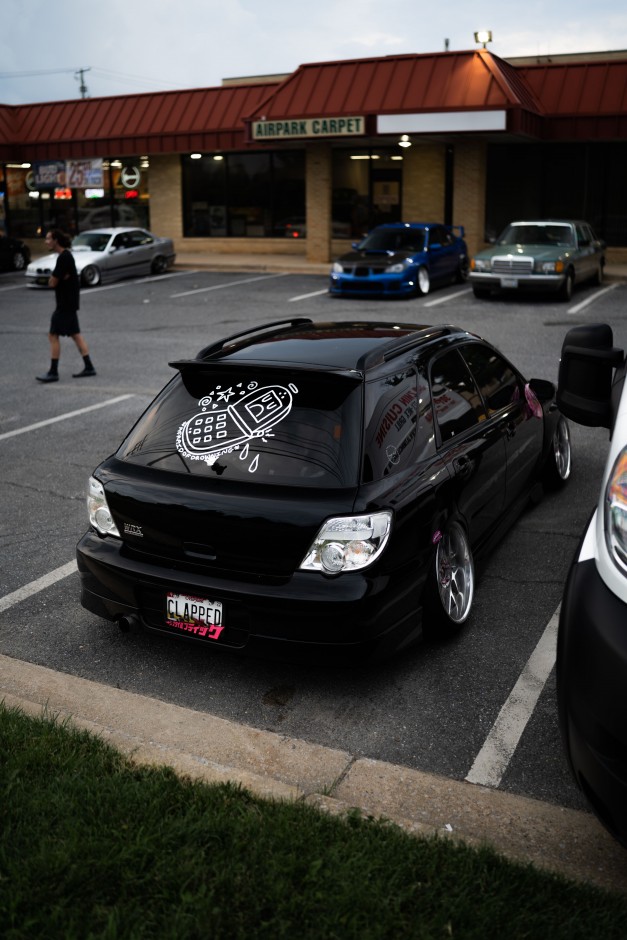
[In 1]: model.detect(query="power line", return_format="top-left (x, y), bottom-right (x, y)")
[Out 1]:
top-left (0, 66), bottom-right (90, 79)
top-left (0, 65), bottom-right (189, 90)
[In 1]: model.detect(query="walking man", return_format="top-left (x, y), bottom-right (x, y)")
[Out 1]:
top-left (36, 229), bottom-right (96, 383)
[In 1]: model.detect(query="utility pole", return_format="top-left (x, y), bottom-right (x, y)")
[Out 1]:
top-left (75, 67), bottom-right (91, 98)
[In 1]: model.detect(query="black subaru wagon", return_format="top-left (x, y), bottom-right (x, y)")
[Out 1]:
top-left (77, 319), bottom-right (571, 659)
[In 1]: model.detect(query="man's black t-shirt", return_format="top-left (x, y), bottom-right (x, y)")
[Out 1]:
top-left (53, 249), bottom-right (80, 313)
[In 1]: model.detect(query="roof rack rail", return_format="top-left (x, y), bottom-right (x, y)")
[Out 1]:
top-left (195, 318), bottom-right (313, 360)
top-left (355, 325), bottom-right (455, 371)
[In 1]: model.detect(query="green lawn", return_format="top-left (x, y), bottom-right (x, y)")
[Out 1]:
top-left (1, 702), bottom-right (626, 939)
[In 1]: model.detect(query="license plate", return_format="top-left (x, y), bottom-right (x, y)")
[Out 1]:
top-left (166, 591), bottom-right (224, 640)
top-left (500, 277), bottom-right (518, 288)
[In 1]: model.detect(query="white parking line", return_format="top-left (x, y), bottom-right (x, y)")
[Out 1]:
top-left (171, 273), bottom-right (288, 298)
top-left (0, 283), bottom-right (26, 292)
top-left (288, 289), bottom-right (329, 302)
top-left (0, 561), bottom-right (78, 615)
top-left (423, 287), bottom-right (472, 307)
top-left (0, 395), bottom-right (135, 442)
top-left (465, 605), bottom-right (559, 788)
top-left (568, 281), bottom-right (619, 314)
top-left (82, 270), bottom-right (201, 294)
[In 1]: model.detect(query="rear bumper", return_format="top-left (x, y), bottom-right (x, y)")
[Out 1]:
top-left (77, 531), bottom-right (424, 661)
top-left (557, 531), bottom-right (627, 846)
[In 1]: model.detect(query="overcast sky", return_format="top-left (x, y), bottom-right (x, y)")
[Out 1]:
top-left (2, 0), bottom-right (626, 105)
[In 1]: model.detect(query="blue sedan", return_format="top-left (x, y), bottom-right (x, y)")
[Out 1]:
top-left (329, 222), bottom-right (468, 298)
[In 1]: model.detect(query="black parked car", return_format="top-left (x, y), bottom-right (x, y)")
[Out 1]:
top-left (77, 319), bottom-right (572, 660)
top-left (0, 234), bottom-right (31, 271)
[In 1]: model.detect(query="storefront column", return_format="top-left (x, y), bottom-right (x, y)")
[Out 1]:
top-left (148, 155), bottom-right (183, 242)
top-left (306, 142), bottom-right (332, 263)
top-left (452, 141), bottom-right (487, 257)
top-left (402, 143), bottom-right (446, 220)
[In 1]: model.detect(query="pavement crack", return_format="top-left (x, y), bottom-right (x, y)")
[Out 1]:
top-left (310, 755), bottom-right (358, 801)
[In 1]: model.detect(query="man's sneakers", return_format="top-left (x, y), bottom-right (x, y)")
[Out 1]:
top-left (72, 367), bottom-right (97, 378)
top-left (36, 372), bottom-right (59, 383)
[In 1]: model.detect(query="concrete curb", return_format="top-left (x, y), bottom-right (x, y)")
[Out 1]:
top-left (1, 652), bottom-right (626, 895)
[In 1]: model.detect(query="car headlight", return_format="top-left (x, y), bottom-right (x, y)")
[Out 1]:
top-left (471, 258), bottom-right (489, 272)
top-left (384, 260), bottom-right (411, 273)
top-left (605, 449), bottom-right (627, 573)
top-left (331, 262), bottom-right (344, 274)
top-left (540, 260), bottom-right (565, 274)
top-left (87, 475), bottom-right (120, 537)
top-left (300, 511), bottom-right (392, 574)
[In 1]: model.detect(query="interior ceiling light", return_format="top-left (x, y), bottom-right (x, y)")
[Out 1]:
top-left (474, 29), bottom-right (493, 48)
top-left (190, 152), bottom-right (202, 159)
top-left (398, 135), bottom-right (412, 149)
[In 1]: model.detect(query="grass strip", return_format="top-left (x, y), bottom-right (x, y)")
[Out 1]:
top-left (1, 701), bottom-right (626, 939)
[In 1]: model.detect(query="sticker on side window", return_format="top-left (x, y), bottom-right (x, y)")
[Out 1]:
top-left (175, 380), bottom-right (298, 472)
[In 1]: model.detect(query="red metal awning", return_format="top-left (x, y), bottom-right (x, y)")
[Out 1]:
top-left (2, 50), bottom-right (627, 160)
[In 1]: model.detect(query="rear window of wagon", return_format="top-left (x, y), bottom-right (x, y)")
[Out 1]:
top-left (116, 367), bottom-right (362, 487)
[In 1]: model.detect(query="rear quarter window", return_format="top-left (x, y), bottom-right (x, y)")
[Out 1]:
top-left (362, 366), bottom-right (435, 481)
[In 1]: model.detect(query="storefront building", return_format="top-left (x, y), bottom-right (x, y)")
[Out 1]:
top-left (1, 47), bottom-right (627, 262)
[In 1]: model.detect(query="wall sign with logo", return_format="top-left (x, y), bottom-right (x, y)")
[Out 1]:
top-left (66, 159), bottom-right (104, 188)
top-left (252, 116), bottom-right (365, 140)
top-left (33, 161), bottom-right (67, 188)
top-left (120, 166), bottom-right (141, 188)
top-left (33, 159), bottom-right (104, 189)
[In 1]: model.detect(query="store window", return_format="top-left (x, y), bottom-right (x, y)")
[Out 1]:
top-left (485, 142), bottom-right (627, 246)
top-left (181, 151), bottom-right (305, 238)
top-left (2, 157), bottom-right (150, 240)
top-left (77, 158), bottom-right (150, 232)
top-left (332, 148), bottom-right (404, 239)
top-left (0, 165), bottom-right (6, 233)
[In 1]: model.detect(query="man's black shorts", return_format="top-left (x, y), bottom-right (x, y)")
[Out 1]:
top-left (50, 308), bottom-right (81, 336)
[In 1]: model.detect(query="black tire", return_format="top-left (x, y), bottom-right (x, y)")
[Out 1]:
top-left (151, 255), bottom-right (168, 275)
top-left (593, 262), bottom-right (604, 286)
top-left (559, 270), bottom-right (574, 302)
top-left (12, 251), bottom-right (27, 271)
top-left (456, 257), bottom-right (470, 283)
top-left (81, 264), bottom-right (101, 287)
top-left (424, 520), bottom-right (475, 638)
top-left (544, 416), bottom-right (572, 489)
top-left (416, 266), bottom-right (430, 295)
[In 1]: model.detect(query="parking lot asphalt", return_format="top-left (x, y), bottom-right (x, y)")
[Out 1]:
top-left (4, 257), bottom-right (627, 896)
top-left (3, 649), bottom-right (627, 896)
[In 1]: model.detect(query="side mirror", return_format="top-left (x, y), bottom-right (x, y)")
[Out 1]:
top-left (527, 377), bottom-right (555, 404)
top-left (556, 324), bottom-right (624, 429)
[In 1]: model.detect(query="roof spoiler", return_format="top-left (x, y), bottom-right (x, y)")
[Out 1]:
top-left (181, 318), bottom-right (313, 363)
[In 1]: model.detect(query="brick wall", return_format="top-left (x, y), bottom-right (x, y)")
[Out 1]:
top-left (148, 155), bottom-right (183, 241)
top-left (452, 141), bottom-right (487, 258)
top-left (305, 143), bottom-right (332, 263)
top-left (402, 144), bottom-right (446, 220)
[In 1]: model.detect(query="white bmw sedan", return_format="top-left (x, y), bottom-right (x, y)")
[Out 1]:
top-left (25, 227), bottom-right (176, 288)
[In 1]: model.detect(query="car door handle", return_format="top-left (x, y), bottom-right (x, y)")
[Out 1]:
top-left (453, 455), bottom-right (474, 479)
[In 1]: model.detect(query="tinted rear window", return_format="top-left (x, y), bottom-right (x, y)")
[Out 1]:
top-left (117, 366), bottom-right (362, 487)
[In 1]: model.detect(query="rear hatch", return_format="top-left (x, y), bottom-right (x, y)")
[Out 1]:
top-left (98, 364), bottom-right (363, 579)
